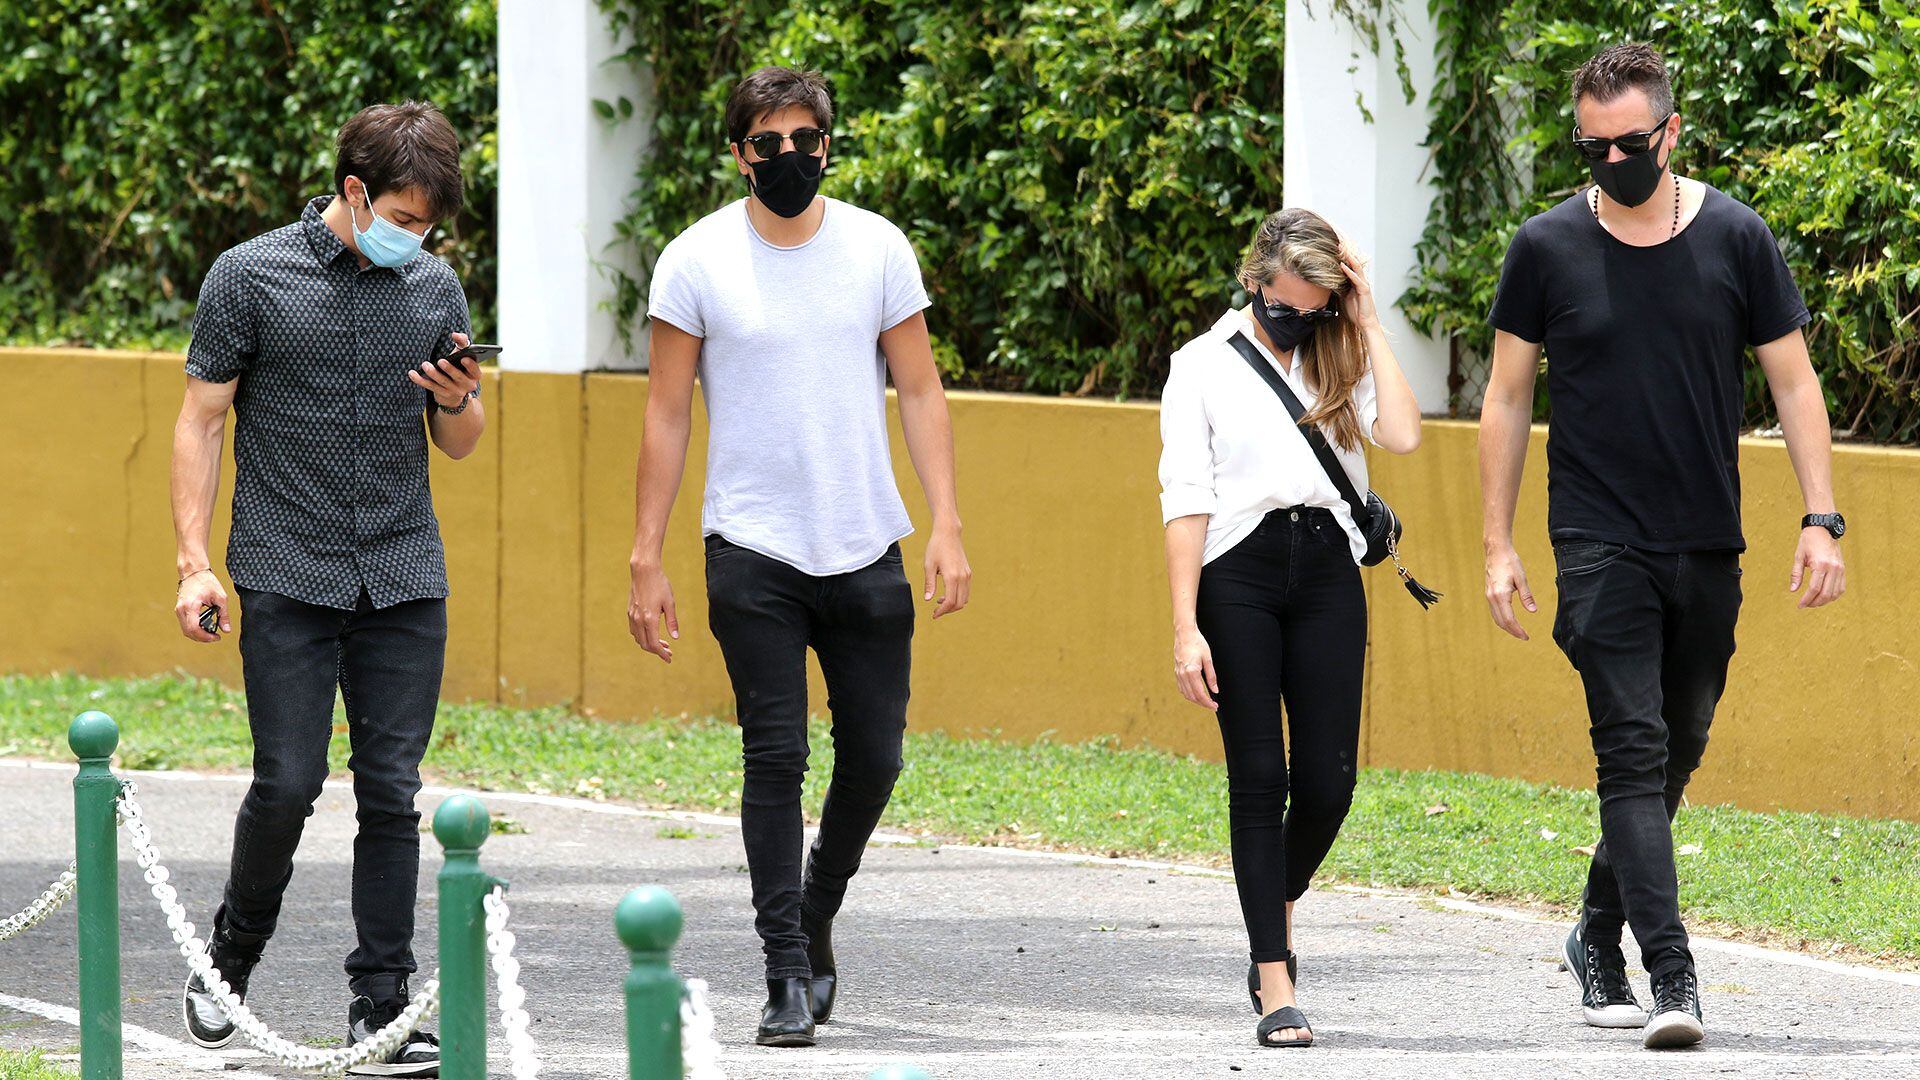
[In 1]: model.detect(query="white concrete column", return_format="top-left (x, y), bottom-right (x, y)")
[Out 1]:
top-left (497, 0), bottom-right (652, 372)
top-left (1283, 0), bottom-right (1448, 412)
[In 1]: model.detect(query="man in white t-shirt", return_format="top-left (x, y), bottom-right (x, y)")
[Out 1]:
top-left (626, 66), bottom-right (973, 1048)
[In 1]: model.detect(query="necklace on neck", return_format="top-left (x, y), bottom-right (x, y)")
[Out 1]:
top-left (1590, 174), bottom-right (1682, 240)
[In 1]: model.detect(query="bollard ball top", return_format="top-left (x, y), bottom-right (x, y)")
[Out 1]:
top-left (868, 1068), bottom-right (935, 1080)
top-left (68, 711), bottom-right (119, 759)
top-left (431, 794), bottom-right (490, 851)
top-left (615, 886), bottom-right (684, 953)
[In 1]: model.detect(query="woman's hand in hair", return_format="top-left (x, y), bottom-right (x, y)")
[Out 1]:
top-left (1173, 626), bottom-right (1219, 711)
top-left (1339, 252), bottom-right (1380, 331)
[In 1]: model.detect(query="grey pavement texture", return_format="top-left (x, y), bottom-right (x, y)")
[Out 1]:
top-left (2, 759), bottom-right (1918, 1079)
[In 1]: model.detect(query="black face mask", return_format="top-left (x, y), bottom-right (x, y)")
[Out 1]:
top-left (746, 150), bottom-right (824, 218)
top-left (1249, 291), bottom-right (1330, 354)
top-left (1588, 140), bottom-right (1669, 208)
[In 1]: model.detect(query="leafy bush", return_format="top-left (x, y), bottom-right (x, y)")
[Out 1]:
top-left (1405, 0), bottom-right (1920, 441)
top-left (598, 0), bottom-right (1287, 397)
top-left (0, 1), bottom-right (498, 351)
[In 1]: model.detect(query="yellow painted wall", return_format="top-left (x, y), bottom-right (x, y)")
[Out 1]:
top-left (3, 348), bottom-right (1915, 819)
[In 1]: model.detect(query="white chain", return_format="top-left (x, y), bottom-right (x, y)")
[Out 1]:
top-left (0, 863), bottom-right (76, 942)
top-left (115, 783), bottom-right (440, 1072)
top-left (482, 886), bottom-right (541, 1079)
top-left (680, 978), bottom-right (727, 1080)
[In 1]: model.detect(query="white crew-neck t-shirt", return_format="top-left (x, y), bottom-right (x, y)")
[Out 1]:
top-left (647, 197), bottom-right (930, 575)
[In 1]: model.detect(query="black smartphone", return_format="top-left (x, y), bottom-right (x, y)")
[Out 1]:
top-left (440, 342), bottom-right (502, 367)
top-left (198, 605), bottom-right (221, 636)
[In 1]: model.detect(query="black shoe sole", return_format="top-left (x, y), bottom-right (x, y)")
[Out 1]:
top-left (756, 1030), bottom-right (818, 1048)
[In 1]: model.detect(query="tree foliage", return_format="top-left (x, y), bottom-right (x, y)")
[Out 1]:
top-left (0, 1), bottom-right (498, 350)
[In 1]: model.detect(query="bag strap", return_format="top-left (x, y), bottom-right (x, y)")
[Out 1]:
top-left (1225, 329), bottom-right (1370, 525)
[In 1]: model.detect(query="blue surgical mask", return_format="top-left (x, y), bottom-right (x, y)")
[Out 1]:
top-left (345, 182), bottom-right (428, 268)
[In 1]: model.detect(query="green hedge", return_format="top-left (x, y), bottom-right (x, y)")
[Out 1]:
top-left (1406, 0), bottom-right (1920, 441)
top-left (598, 0), bottom-right (1288, 396)
top-left (0, 1), bottom-right (498, 351)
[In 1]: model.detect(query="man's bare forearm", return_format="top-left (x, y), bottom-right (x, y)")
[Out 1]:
top-left (630, 408), bottom-right (691, 569)
top-left (1479, 399), bottom-right (1531, 552)
top-left (171, 409), bottom-right (226, 576)
top-left (898, 386), bottom-right (962, 531)
top-left (1774, 378), bottom-right (1836, 516)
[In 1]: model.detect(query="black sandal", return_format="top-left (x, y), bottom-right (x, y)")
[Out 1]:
top-left (1246, 953), bottom-right (1300, 1013)
top-left (1256, 1005), bottom-right (1313, 1048)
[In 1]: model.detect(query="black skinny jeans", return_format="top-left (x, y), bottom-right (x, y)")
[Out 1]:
top-left (704, 535), bottom-right (915, 980)
top-left (1551, 541), bottom-right (1742, 981)
top-left (1195, 507), bottom-right (1367, 964)
top-left (217, 588), bottom-right (446, 1006)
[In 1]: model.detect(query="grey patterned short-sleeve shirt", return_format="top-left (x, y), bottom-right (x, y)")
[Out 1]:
top-left (186, 195), bottom-right (472, 611)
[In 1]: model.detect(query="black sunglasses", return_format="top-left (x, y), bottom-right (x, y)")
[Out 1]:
top-left (737, 127), bottom-right (828, 160)
top-left (1572, 113), bottom-right (1673, 162)
top-left (1259, 290), bottom-right (1341, 322)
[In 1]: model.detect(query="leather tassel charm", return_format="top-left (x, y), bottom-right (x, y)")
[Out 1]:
top-left (1391, 555), bottom-right (1442, 609)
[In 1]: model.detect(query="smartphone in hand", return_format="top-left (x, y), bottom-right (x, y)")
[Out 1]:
top-left (440, 342), bottom-right (503, 368)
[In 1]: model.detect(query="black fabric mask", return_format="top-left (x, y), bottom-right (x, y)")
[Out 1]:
top-left (1588, 141), bottom-right (1668, 208)
top-left (746, 150), bottom-right (824, 218)
top-left (1250, 293), bottom-right (1324, 355)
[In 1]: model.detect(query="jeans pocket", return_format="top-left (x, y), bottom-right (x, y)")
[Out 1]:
top-left (1553, 540), bottom-right (1628, 578)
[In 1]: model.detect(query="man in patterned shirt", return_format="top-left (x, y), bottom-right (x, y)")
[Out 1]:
top-left (169, 100), bottom-right (480, 1076)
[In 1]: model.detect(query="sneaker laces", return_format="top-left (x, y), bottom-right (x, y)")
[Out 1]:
top-left (1652, 970), bottom-right (1698, 1014)
top-left (1585, 943), bottom-right (1635, 1004)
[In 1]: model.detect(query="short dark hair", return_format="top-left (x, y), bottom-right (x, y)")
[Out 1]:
top-left (1572, 43), bottom-right (1675, 121)
top-left (724, 67), bottom-right (833, 145)
top-left (332, 101), bottom-right (464, 221)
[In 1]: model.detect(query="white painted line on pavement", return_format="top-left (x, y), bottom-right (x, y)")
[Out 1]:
top-left (0, 991), bottom-right (277, 1076)
top-left (8, 756), bottom-right (1918, 988)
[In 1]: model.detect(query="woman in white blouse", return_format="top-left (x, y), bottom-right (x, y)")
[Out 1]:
top-left (1158, 208), bottom-right (1422, 1048)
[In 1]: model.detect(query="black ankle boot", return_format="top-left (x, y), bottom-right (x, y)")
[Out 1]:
top-left (757, 977), bottom-right (817, 1047)
top-left (800, 905), bottom-right (838, 1023)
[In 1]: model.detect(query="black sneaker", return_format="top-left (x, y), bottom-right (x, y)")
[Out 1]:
top-left (181, 930), bottom-right (257, 1049)
top-left (1562, 923), bottom-right (1647, 1028)
top-left (344, 994), bottom-right (440, 1077)
top-left (1644, 968), bottom-right (1705, 1049)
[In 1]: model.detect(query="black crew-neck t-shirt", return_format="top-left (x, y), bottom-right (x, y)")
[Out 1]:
top-left (1488, 185), bottom-right (1810, 553)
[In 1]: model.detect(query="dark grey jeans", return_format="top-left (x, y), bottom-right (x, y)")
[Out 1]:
top-left (704, 535), bottom-right (915, 980)
top-left (215, 587), bottom-right (446, 1006)
top-left (1551, 541), bottom-right (1742, 980)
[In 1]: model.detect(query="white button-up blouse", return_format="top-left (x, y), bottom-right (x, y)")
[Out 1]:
top-left (1158, 310), bottom-right (1380, 565)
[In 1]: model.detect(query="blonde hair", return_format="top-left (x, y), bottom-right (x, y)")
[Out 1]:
top-left (1237, 208), bottom-right (1368, 451)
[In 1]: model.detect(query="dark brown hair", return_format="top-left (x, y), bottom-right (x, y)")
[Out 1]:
top-left (1572, 43), bottom-right (1675, 120)
top-left (332, 101), bottom-right (464, 221)
top-left (724, 67), bottom-right (833, 145)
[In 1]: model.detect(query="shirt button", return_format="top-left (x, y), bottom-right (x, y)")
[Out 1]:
top-left (1290, 511), bottom-right (1300, 522)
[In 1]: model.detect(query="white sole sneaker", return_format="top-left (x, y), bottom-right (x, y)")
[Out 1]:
top-left (181, 976), bottom-right (237, 1050)
top-left (1643, 1009), bottom-right (1705, 1049)
top-left (1584, 1002), bottom-right (1652, 1028)
top-left (1562, 927), bottom-right (1648, 1028)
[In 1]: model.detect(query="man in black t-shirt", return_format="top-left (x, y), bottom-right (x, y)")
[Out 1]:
top-left (1480, 44), bottom-right (1846, 1050)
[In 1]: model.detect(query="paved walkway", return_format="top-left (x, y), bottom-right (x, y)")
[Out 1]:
top-left (2, 759), bottom-right (1917, 1079)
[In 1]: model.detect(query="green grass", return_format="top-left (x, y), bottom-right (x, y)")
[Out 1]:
top-left (0, 1049), bottom-right (75, 1080)
top-left (5, 671), bottom-right (1917, 962)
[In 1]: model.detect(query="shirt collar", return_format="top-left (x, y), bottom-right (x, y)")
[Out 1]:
top-left (301, 194), bottom-right (355, 267)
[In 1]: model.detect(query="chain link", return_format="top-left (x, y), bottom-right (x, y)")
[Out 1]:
top-left (482, 886), bottom-right (542, 1080)
top-left (680, 978), bottom-right (727, 1080)
top-left (0, 864), bottom-right (76, 942)
top-left (115, 782), bottom-right (440, 1072)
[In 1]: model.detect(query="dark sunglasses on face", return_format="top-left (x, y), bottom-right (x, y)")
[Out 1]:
top-left (1571, 113), bottom-right (1673, 162)
top-left (1259, 290), bottom-right (1341, 322)
top-left (738, 127), bottom-right (828, 160)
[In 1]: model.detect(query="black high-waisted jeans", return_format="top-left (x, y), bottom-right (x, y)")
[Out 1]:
top-left (704, 535), bottom-right (916, 980)
top-left (219, 587), bottom-right (446, 1006)
top-left (1551, 540), bottom-right (1742, 980)
top-left (1195, 507), bottom-right (1367, 963)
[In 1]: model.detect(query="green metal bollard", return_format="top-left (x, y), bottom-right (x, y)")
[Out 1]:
top-left (869, 1068), bottom-right (935, 1080)
top-left (433, 795), bottom-right (495, 1080)
top-left (69, 711), bottom-right (122, 1080)
top-left (617, 886), bottom-right (684, 1080)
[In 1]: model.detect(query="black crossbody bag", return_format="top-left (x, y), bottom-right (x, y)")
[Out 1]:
top-left (1226, 332), bottom-right (1441, 608)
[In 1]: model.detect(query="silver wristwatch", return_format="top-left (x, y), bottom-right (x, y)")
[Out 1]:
top-left (434, 388), bottom-right (480, 416)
